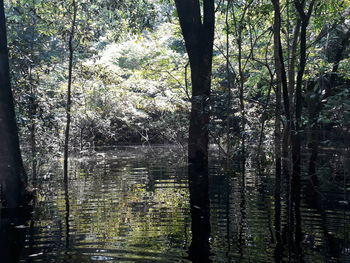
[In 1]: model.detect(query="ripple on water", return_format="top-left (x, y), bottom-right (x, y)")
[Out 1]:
top-left (17, 147), bottom-right (349, 263)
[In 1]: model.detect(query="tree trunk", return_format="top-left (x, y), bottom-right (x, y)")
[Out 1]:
top-left (272, 0), bottom-right (290, 184)
top-left (0, 0), bottom-right (28, 208)
top-left (29, 88), bottom-right (37, 182)
top-left (237, 33), bottom-right (246, 161)
top-left (292, 0), bottom-right (315, 207)
top-left (284, 19), bottom-right (300, 174)
top-left (174, 0), bottom-right (215, 167)
top-left (63, 0), bottom-right (77, 180)
top-left (188, 163), bottom-right (211, 262)
top-left (174, 1), bottom-right (215, 261)
top-left (225, 0), bottom-right (232, 160)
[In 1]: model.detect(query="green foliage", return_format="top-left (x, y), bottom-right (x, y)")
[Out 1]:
top-left (66, 23), bottom-right (190, 147)
top-left (4, 0), bottom-right (349, 166)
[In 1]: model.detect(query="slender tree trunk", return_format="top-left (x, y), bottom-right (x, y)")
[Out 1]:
top-left (288, 20), bottom-right (301, 120)
top-left (231, 1), bottom-right (253, 162)
top-left (272, 0), bottom-right (290, 186)
top-left (29, 0), bottom-right (38, 182)
top-left (0, 0), bottom-right (28, 208)
top-left (237, 34), bottom-right (245, 159)
top-left (64, 178), bottom-right (70, 250)
top-left (292, 0), bottom-right (315, 210)
top-left (225, 0), bottom-right (232, 160)
top-left (29, 93), bottom-right (37, 181)
top-left (273, 156), bottom-right (283, 262)
top-left (283, 20), bottom-right (300, 174)
top-left (256, 36), bottom-right (274, 161)
top-left (63, 0), bottom-right (77, 180)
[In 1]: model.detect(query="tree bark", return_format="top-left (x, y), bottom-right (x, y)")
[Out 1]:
top-left (292, 0), bottom-right (315, 205)
top-left (0, 0), bottom-right (28, 208)
top-left (174, 1), bottom-right (215, 261)
top-left (174, 0), bottom-right (215, 167)
top-left (272, 0), bottom-right (290, 183)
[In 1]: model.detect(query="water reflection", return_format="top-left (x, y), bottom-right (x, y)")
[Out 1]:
top-left (64, 174), bottom-right (70, 253)
top-left (13, 146), bottom-right (350, 263)
top-left (274, 160), bottom-right (283, 263)
top-left (188, 161), bottom-right (211, 262)
top-left (0, 209), bottom-right (31, 263)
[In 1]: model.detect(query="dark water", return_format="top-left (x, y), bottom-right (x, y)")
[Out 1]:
top-left (5, 146), bottom-right (350, 262)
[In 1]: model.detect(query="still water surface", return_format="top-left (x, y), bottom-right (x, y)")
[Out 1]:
top-left (17, 146), bottom-right (349, 262)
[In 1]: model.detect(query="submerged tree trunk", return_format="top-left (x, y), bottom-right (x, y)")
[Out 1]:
top-left (188, 163), bottom-right (211, 262)
top-left (174, 1), bottom-right (215, 261)
top-left (237, 29), bottom-right (246, 161)
top-left (225, 0), bottom-right (232, 160)
top-left (0, 0), bottom-right (28, 208)
top-left (174, 0), bottom-right (215, 167)
top-left (272, 0), bottom-right (290, 184)
top-left (63, 0), bottom-right (77, 179)
top-left (291, 0), bottom-right (315, 221)
top-left (282, 19), bottom-right (300, 175)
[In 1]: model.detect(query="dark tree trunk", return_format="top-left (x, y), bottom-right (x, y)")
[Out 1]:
top-left (174, 0), bottom-right (215, 167)
top-left (272, 0), bottom-right (291, 185)
top-left (29, 90), bottom-right (37, 182)
top-left (292, 0), bottom-right (315, 211)
top-left (225, 0), bottom-right (232, 160)
top-left (237, 32), bottom-right (246, 162)
top-left (188, 164), bottom-right (211, 262)
top-left (174, 1), bottom-right (215, 261)
top-left (0, 0), bottom-right (28, 208)
top-left (288, 20), bottom-right (300, 122)
top-left (284, 19), bottom-right (300, 174)
top-left (63, 0), bottom-right (77, 179)
top-left (273, 161), bottom-right (283, 263)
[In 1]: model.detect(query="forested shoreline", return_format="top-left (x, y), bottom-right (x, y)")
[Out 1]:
top-left (4, 0), bottom-right (350, 165)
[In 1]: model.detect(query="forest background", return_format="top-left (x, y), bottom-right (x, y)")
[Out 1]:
top-left (3, 0), bottom-right (350, 184)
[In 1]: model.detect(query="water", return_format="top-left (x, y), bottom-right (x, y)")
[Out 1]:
top-left (6, 146), bottom-right (350, 262)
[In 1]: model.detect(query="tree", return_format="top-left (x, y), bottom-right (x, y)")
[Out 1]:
top-left (0, 0), bottom-right (27, 208)
top-left (174, 0), bottom-right (215, 167)
top-left (272, 0), bottom-right (288, 184)
top-left (63, 0), bottom-right (77, 179)
top-left (174, 1), bottom-right (215, 262)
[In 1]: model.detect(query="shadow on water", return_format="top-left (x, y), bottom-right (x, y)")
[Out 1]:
top-left (187, 160), bottom-right (211, 262)
top-left (0, 208), bottom-right (31, 263)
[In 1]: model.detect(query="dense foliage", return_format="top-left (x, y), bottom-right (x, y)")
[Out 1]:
top-left (3, 0), bottom-right (350, 175)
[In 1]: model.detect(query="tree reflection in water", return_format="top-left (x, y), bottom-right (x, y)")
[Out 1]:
top-left (188, 160), bottom-right (211, 262)
top-left (10, 146), bottom-right (349, 263)
top-left (0, 209), bottom-right (30, 263)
